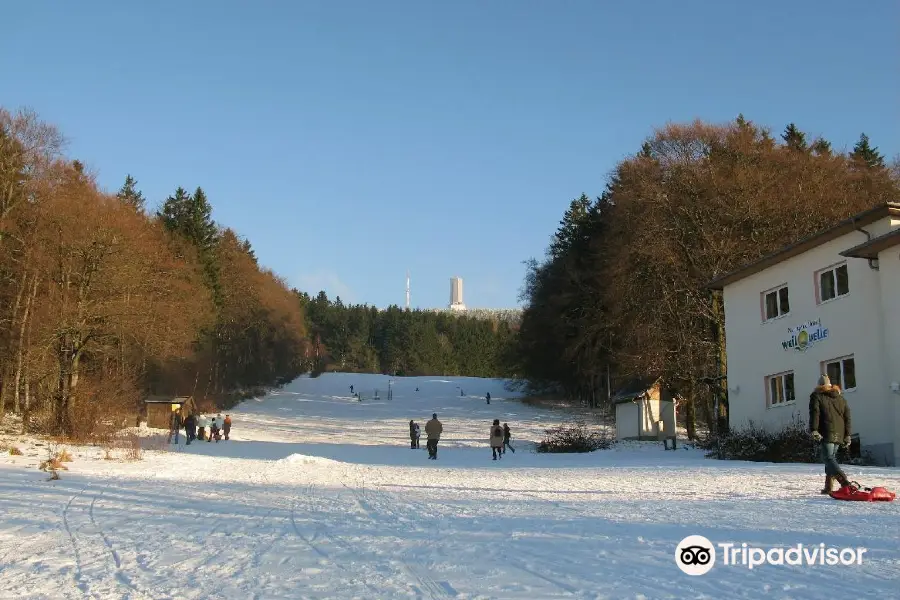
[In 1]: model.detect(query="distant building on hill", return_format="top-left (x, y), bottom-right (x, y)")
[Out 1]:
top-left (449, 276), bottom-right (466, 311)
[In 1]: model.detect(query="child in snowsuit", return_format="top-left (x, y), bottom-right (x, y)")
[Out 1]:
top-left (208, 416), bottom-right (220, 442)
top-left (409, 420), bottom-right (417, 449)
top-left (502, 423), bottom-right (515, 454)
top-left (490, 419), bottom-right (504, 460)
top-left (223, 415), bottom-right (232, 440)
top-left (197, 415), bottom-right (206, 441)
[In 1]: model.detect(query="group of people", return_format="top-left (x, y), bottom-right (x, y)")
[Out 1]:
top-left (407, 414), bottom-right (514, 460)
top-left (409, 414), bottom-right (444, 459)
top-left (169, 411), bottom-right (233, 445)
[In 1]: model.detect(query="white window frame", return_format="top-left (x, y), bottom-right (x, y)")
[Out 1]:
top-left (816, 261), bottom-right (849, 304)
top-left (765, 370), bottom-right (796, 408)
top-left (822, 355), bottom-right (857, 392)
top-left (761, 283), bottom-right (790, 322)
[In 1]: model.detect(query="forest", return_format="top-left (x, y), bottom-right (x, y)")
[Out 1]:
top-left (511, 117), bottom-right (900, 439)
top-left (300, 291), bottom-right (517, 378)
top-left (0, 108), bottom-right (309, 438)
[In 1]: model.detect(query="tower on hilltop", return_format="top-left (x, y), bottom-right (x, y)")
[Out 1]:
top-left (405, 270), bottom-right (410, 309)
top-left (449, 276), bottom-right (466, 311)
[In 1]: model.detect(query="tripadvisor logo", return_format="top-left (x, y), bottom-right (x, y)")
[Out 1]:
top-left (675, 535), bottom-right (867, 574)
top-left (782, 318), bottom-right (829, 352)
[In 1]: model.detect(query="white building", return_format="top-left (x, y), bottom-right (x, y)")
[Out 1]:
top-left (449, 276), bottom-right (466, 311)
top-left (612, 377), bottom-right (677, 444)
top-left (708, 202), bottom-right (900, 466)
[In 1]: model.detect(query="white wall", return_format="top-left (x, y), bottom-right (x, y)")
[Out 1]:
top-left (877, 244), bottom-right (900, 466)
top-left (615, 398), bottom-right (665, 439)
top-left (723, 218), bottom-right (896, 463)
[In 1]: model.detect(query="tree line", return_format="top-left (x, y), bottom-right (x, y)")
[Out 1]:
top-left (300, 291), bottom-right (517, 378)
top-left (0, 108), bottom-right (309, 438)
top-left (512, 116), bottom-right (899, 439)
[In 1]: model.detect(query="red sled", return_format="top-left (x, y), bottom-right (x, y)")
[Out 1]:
top-left (830, 482), bottom-right (896, 502)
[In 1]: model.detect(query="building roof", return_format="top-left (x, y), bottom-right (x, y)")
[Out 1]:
top-left (144, 395), bottom-right (193, 404)
top-left (611, 376), bottom-right (659, 404)
top-left (706, 202), bottom-right (900, 290)
top-left (839, 227), bottom-right (900, 260)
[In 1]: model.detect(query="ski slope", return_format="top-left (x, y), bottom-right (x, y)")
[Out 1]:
top-left (1, 373), bottom-right (898, 599)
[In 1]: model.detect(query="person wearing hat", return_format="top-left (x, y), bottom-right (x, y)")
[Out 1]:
top-left (424, 413), bottom-right (443, 460)
top-left (809, 373), bottom-right (853, 494)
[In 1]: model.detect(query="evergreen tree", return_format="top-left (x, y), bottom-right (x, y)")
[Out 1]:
top-left (811, 139), bottom-right (832, 157)
top-left (158, 186), bottom-right (219, 253)
top-left (850, 133), bottom-right (885, 169)
top-left (117, 174), bottom-right (146, 211)
top-left (781, 123), bottom-right (808, 151)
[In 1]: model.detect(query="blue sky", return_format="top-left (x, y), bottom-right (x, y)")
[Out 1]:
top-left (2, 1), bottom-right (898, 310)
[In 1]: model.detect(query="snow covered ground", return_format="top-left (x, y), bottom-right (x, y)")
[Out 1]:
top-left (1, 373), bottom-right (898, 599)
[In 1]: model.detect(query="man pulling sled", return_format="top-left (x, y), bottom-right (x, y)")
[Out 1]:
top-left (809, 375), bottom-right (894, 502)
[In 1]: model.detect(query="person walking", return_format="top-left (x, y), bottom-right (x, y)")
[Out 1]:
top-left (425, 413), bottom-right (443, 459)
top-left (502, 423), bottom-right (515, 454)
top-left (168, 410), bottom-right (183, 444)
top-left (197, 414), bottom-right (207, 441)
top-left (409, 420), bottom-right (417, 449)
top-left (809, 374), bottom-right (853, 494)
top-left (208, 415), bottom-right (221, 443)
top-left (183, 413), bottom-right (196, 445)
top-left (486, 392), bottom-right (491, 405)
top-left (223, 414), bottom-right (232, 440)
top-left (490, 419), bottom-right (504, 460)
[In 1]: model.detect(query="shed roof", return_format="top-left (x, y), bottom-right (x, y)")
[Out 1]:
top-left (144, 395), bottom-right (193, 404)
top-left (706, 202), bottom-right (900, 290)
top-left (839, 227), bottom-right (900, 260)
top-left (611, 376), bottom-right (659, 404)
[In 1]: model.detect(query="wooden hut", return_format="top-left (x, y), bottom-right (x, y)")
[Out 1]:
top-left (143, 395), bottom-right (197, 429)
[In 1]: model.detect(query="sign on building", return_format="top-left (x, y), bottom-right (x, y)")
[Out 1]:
top-left (781, 317), bottom-right (829, 352)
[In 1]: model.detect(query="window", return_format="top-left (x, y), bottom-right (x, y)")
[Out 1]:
top-left (823, 355), bottom-right (856, 391)
top-left (818, 263), bottom-right (849, 303)
top-left (763, 285), bottom-right (790, 321)
top-left (766, 371), bottom-right (795, 407)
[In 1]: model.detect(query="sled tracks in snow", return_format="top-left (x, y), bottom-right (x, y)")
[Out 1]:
top-left (341, 479), bottom-right (457, 599)
top-left (61, 483), bottom-right (154, 600)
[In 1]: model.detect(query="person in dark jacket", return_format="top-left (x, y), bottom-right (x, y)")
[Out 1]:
top-left (183, 413), bottom-right (196, 445)
top-left (502, 423), bottom-right (515, 454)
top-left (809, 374), bottom-right (853, 494)
top-left (409, 420), bottom-right (417, 449)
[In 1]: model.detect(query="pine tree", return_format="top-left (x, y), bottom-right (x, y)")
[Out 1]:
top-left (781, 123), bottom-right (808, 151)
top-left (157, 186), bottom-right (219, 253)
top-left (116, 174), bottom-right (146, 211)
top-left (811, 139), bottom-right (832, 157)
top-left (850, 133), bottom-right (885, 169)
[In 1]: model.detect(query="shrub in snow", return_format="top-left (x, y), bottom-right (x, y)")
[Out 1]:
top-left (537, 421), bottom-right (612, 453)
top-left (701, 413), bottom-right (876, 465)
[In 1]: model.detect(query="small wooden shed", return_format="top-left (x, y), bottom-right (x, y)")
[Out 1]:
top-left (144, 395), bottom-right (196, 429)
top-left (612, 377), bottom-right (677, 444)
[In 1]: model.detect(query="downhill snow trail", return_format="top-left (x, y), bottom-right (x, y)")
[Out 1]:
top-left (0, 373), bottom-right (898, 599)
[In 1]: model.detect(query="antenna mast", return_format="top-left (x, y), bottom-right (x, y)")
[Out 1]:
top-left (405, 270), bottom-right (410, 309)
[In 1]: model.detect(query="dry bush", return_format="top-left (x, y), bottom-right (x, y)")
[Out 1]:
top-left (39, 457), bottom-right (68, 471)
top-left (8, 446), bottom-right (23, 456)
top-left (100, 431), bottom-right (146, 461)
top-left (537, 420), bottom-right (614, 453)
top-left (122, 432), bottom-right (144, 461)
top-left (57, 449), bottom-right (73, 462)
